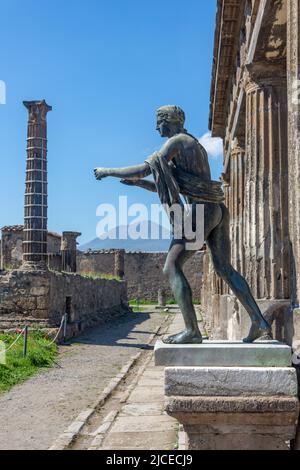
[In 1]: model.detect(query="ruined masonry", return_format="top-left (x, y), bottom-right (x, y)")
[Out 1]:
top-left (0, 101), bottom-right (129, 337)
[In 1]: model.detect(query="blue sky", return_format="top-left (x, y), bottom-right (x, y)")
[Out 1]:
top-left (0, 0), bottom-right (223, 244)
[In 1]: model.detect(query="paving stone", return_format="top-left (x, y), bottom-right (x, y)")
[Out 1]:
top-left (138, 378), bottom-right (164, 387)
top-left (119, 403), bottom-right (164, 417)
top-left (92, 421), bottom-right (112, 435)
top-left (65, 421), bottom-right (85, 434)
top-left (110, 415), bottom-right (177, 433)
top-left (102, 431), bottom-right (177, 450)
top-left (127, 388), bottom-right (164, 403)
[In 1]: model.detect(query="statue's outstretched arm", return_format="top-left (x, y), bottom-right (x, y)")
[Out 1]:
top-left (94, 163), bottom-right (151, 181)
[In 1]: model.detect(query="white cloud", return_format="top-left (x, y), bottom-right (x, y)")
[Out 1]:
top-left (199, 132), bottom-right (223, 160)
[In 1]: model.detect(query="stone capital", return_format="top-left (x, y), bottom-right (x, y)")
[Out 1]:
top-left (244, 63), bottom-right (287, 94)
top-left (23, 100), bottom-right (52, 123)
top-left (61, 232), bottom-right (81, 251)
top-left (231, 137), bottom-right (246, 156)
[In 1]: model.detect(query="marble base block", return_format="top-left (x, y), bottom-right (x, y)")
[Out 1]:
top-left (155, 340), bottom-right (292, 367)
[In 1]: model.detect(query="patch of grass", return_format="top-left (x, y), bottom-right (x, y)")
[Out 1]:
top-left (0, 331), bottom-right (58, 393)
top-left (80, 271), bottom-right (121, 281)
top-left (166, 299), bottom-right (177, 305)
top-left (129, 298), bottom-right (200, 306)
top-left (129, 299), bottom-right (158, 306)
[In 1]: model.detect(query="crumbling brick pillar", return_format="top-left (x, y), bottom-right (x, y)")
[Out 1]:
top-left (61, 232), bottom-right (81, 273)
top-left (22, 100), bottom-right (52, 271)
top-left (244, 68), bottom-right (290, 300)
top-left (114, 249), bottom-right (125, 279)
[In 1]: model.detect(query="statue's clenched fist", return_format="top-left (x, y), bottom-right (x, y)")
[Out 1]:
top-left (94, 168), bottom-right (108, 181)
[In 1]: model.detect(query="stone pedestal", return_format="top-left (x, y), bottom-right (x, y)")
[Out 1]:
top-left (155, 341), bottom-right (299, 450)
top-left (155, 340), bottom-right (292, 367)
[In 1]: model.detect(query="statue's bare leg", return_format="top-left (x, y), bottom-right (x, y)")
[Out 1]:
top-left (206, 204), bottom-right (272, 343)
top-left (163, 241), bottom-right (202, 344)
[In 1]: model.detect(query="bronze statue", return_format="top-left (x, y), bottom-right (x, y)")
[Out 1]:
top-left (94, 105), bottom-right (272, 344)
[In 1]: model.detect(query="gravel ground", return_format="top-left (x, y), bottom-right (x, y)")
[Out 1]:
top-left (0, 309), bottom-right (168, 450)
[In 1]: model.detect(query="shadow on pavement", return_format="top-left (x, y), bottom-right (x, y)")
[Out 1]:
top-left (67, 310), bottom-right (169, 350)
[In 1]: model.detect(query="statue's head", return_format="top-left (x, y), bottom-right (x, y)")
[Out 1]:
top-left (156, 105), bottom-right (186, 137)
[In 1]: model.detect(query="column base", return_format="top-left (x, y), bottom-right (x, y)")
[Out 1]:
top-left (20, 261), bottom-right (48, 273)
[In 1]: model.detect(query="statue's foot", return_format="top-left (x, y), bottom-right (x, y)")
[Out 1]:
top-left (163, 330), bottom-right (203, 345)
top-left (243, 322), bottom-right (273, 344)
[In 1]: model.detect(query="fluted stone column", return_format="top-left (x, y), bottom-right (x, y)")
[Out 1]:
top-left (244, 70), bottom-right (290, 300)
top-left (61, 232), bottom-right (81, 273)
top-left (221, 173), bottom-right (230, 296)
top-left (229, 139), bottom-right (246, 276)
top-left (287, 0), bottom-right (300, 307)
top-left (22, 100), bottom-right (52, 271)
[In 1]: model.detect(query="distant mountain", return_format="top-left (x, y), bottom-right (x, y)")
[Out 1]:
top-left (79, 221), bottom-right (172, 253)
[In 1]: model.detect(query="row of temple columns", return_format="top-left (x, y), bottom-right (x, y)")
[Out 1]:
top-left (287, 0), bottom-right (300, 306)
top-left (224, 68), bottom-right (290, 301)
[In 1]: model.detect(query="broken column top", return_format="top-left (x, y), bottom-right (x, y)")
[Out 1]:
top-left (23, 99), bottom-right (52, 110)
top-left (154, 340), bottom-right (292, 368)
top-left (23, 100), bottom-right (52, 123)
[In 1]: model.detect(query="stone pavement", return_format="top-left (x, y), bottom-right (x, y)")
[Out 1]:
top-left (87, 310), bottom-right (202, 451)
top-left (0, 309), bottom-right (172, 450)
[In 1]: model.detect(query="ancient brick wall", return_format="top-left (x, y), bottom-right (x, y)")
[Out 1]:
top-left (0, 231), bottom-right (24, 270)
top-left (78, 251), bottom-right (203, 302)
top-left (0, 229), bottom-right (70, 272)
top-left (46, 234), bottom-right (61, 255)
top-left (0, 270), bottom-right (129, 337)
top-left (78, 251), bottom-right (115, 276)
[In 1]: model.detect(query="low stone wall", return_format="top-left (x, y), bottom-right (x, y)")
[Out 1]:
top-left (78, 251), bottom-right (204, 302)
top-left (0, 269), bottom-right (129, 338)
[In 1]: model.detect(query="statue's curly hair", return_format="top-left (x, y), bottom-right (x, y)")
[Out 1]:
top-left (156, 105), bottom-right (186, 126)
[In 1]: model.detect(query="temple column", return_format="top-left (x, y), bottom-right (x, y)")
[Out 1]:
top-left (229, 139), bottom-right (246, 276)
top-left (221, 173), bottom-right (230, 295)
top-left (22, 100), bottom-right (52, 271)
top-left (287, 0), bottom-right (300, 306)
top-left (244, 69), bottom-right (290, 300)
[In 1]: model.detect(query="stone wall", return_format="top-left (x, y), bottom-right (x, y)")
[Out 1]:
top-left (0, 227), bottom-right (70, 272)
top-left (0, 269), bottom-right (129, 338)
top-left (78, 250), bottom-right (204, 302)
top-left (47, 233), bottom-right (61, 255)
top-left (0, 229), bottom-right (24, 270)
